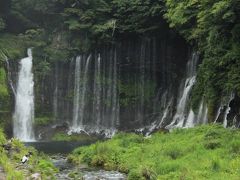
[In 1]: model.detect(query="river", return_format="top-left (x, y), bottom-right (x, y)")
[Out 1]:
top-left (25, 141), bottom-right (126, 180)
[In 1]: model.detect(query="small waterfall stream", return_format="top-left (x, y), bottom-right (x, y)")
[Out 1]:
top-left (53, 63), bottom-right (59, 121)
top-left (223, 93), bottom-right (235, 128)
top-left (5, 57), bottom-right (16, 96)
top-left (71, 55), bottom-right (92, 132)
top-left (166, 52), bottom-right (198, 129)
top-left (78, 55), bottom-right (91, 128)
top-left (72, 56), bottom-right (82, 130)
top-left (214, 105), bottom-right (223, 123)
top-left (93, 54), bottom-right (102, 129)
top-left (13, 48), bottom-right (35, 141)
top-left (196, 100), bottom-right (208, 125)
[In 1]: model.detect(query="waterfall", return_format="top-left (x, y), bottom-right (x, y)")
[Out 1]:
top-left (79, 55), bottom-right (91, 126)
top-left (185, 110), bottom-right (195, 128)
top-left (223, 93), bottom-right (234, 128)
top-left (93, 54), bottom-right (102, 128)
top-left (68, 49), bottom-right (119, 137)
top-left (71, 55), bottom-right (91, 132)
top-left (111, 49), bottom-right (119, 128)
top-left (5, 57), bottom-right (16, 96)
top-left (166, 52), bottom-right (198, 129)
top-left (156, 98), bottom-right (173, 128)
top-left (53, 63), bottom-right (59, 121)
top-left (72, 56), bottom-right (82, 129)
top-left (196, 100), bottom-right (208, 124)
top-left (13, 48), bottom-right (35, 141)
top-left (232, 116), bottom-right (237, 128)
top-left (138, 41), bottom-right (146, 125)
top-left (145, 93), bottom-right (173, 135)
top-left (214, 105), bottom-right (223, 123)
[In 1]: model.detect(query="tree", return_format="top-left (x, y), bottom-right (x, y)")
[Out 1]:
top-left (164, 0), bottom-right (240, 113)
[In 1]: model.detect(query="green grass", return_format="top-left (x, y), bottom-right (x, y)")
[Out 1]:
top-left (0, 67), bottom-right (10, 112)
top-left (52, 132), bottom-right (98, 142)
top-left (69, 125), bottom-right (240, 179)
top-left (0, 129), bottom-right (58, 179)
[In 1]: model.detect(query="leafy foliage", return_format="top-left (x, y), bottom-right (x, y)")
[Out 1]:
top-left (0, 129), bottom-right (57, 179)
top-left (164, 0), bottom-right (240, 113)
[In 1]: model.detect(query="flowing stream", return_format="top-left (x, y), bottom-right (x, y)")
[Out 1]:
top-left (27, 141), bottom-right (126, 180)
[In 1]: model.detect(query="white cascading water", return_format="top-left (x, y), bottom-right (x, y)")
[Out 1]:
top-left (79, 55), bottom-right (91, 127)
top-left (5, 57), bottom-right (16, 96)
top-left (72, 56), bottom-right (82, 129)
top-left (223, 93), bottom-right (234, 128)
top-left (196, 100), bottom-right (208, 124)
top-left (93, 54), bottom-right (102, 128)
top-left (111, 49), bottom-right (119, 128)
top-left (71, 55), bottom-right (91, 132)
top-left (214, 105), bottom-right (223, 123)
top-left (137, 42), bottom-right (146, 125)
top-left (232, 116), bottom-right (237, 127)
top-left (53, 63), bottom-right (59, 121)
top-left (13, 48), bottom-right (35, 141)
top-left (166, 52), bottom-right (198, 129)
top-left (185, 110), bottom-right (195, 128)
top-left (69, 50), bottom-right (119, 137)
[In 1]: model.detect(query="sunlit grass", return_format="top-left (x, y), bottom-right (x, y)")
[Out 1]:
top-left (69, 124), bottom-right (240, 179)
top-left (0, 128), bottom-right (57, 179)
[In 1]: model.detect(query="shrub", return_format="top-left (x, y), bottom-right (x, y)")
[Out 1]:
top-left (128, 169), bottom-right (145, 180)
top-left (203, 139), bottom-right (221, 150)
top-left (164, 146), bottom-right (183, 160)
top-left (211, 158), bottom-right (221, 172)
top-left (229, 140), bottom-right (240, 154)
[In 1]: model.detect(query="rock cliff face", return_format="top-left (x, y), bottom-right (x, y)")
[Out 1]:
top-left (6, 34), bottom-right (240, 139)
top-left (29, 35), bottom-right (189, 137)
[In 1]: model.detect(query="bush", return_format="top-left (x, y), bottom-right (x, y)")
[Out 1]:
top-left (211, 158), bottom-right (221, 172)
top-left (204, 139), bottom-right (221, 150)
top-left (164, 147), bottom-right (183, 160)
top-left (229, 140), bottom-right (240, 154)
top-left (128, 169), bottom-right (145, 180)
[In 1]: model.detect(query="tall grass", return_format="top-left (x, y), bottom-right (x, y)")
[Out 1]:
top-left (69, 125), bottom-right (240, 179)
top-left (0, 129), bottom-right (57, 179)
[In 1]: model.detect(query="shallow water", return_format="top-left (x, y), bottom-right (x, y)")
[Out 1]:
top-left (26, 141), bottom-right (126, 180)
top-left (52, 155), bottom-right (126, 180)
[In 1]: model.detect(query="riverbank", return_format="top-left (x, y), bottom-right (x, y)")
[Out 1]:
top-left (52, 155), bottom-right (126, 180)
top-left (0, 129), bottom-right (57, 179)
top-left (68, 125), bottom-right (240, 179)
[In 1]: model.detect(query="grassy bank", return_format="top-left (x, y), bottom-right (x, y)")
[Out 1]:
top-left (0, 129), bottom-right (57, 179)
top-left (52, 132), bottom-right (98, 142)
top-left (69, 125), bottom-right (240, 179)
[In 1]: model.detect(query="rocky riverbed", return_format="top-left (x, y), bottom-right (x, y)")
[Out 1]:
top-left (51, 155), bottom-right (126, 180)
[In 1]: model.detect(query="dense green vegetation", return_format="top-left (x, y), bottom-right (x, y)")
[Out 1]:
top-left (0, 129), bottom-right (57, 179)
top-left (69, 125), bottom-right (240, 179)
top-left (1, 0), bottom-right (239, 117)
top-left (164, 0), bottom-right (240, 115)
